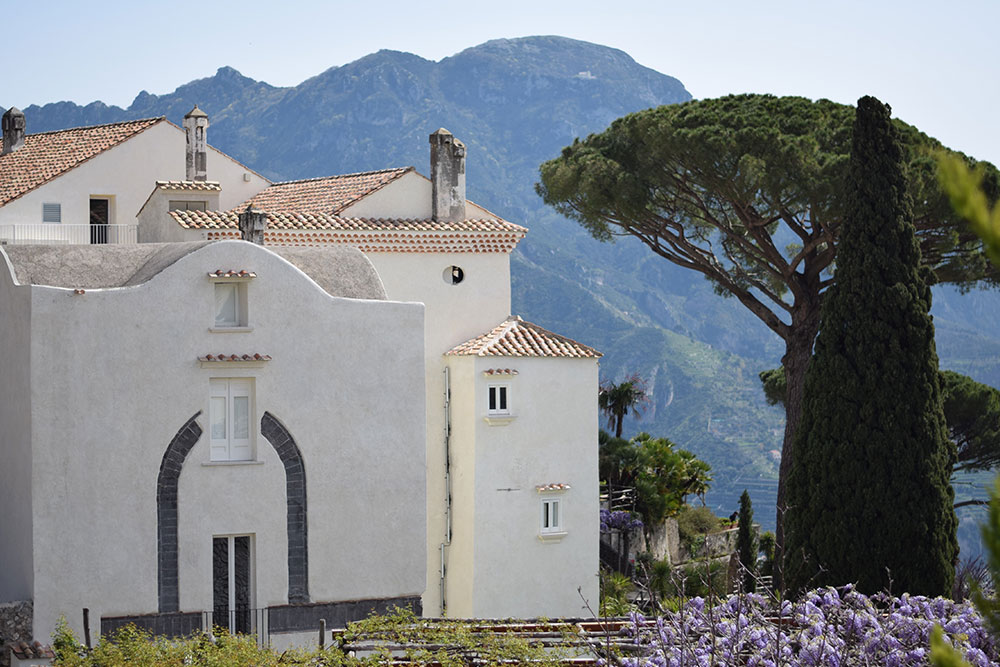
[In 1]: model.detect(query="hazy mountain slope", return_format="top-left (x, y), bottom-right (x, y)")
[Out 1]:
top-left (13, 36), bottom-right (1000, 538)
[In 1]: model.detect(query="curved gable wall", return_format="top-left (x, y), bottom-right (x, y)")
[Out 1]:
top-left (25, 240), bottom-right (425, 640)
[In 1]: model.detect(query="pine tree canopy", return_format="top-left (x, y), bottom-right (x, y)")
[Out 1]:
top-left (538, 94), bottom-right (997, 568)
top-left (782, 96), bottom-right (957, 596)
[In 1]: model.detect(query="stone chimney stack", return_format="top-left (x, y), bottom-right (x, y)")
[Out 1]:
top-left (429, 128), bottom-right (466, 223)
top-left (2, 107), bottom-right (26, 155)
top-left (183, 105), bottom-right (209, 181)
top-left (238, 205), bottom-right (267, 245)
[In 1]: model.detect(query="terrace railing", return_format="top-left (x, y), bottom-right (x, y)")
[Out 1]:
top-left (0, 223), bottom-right (138, 245)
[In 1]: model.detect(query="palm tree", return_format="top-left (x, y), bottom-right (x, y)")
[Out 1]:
top-left (599, 374), bottom-right (649, 438)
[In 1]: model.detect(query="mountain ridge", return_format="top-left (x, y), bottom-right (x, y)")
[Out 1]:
top-left (8, 36), bottom-right (999, 540)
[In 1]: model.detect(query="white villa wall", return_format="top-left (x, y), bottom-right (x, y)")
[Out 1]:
top-left (341, 172), bottom-right (431, 220)
top-left (469, 357), bottom-right (599, 618)
top-left (22, 241), bottom-right (426, 639)
top-left (342, 172), bottom-right (497, 221)
top-left (0, 122), bottom-right (266, 230)
top-left (365, 251), bottom-right (510, 616)
top-left (0, 251), bottom-right (33, 603)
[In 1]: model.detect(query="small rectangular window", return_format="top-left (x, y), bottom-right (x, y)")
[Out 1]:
top-left (210, 379), bottom-right (254, 461)
top-left (541, 498), bottom-right (562, 534)
top-left (42, 203), bottom-right (61, 223)
top-left (214, 282), bottom-right (248, 328)
top-left (487, 384), bottom-right (509, 415)
top-left (169, 200), bottom-right (207, 211)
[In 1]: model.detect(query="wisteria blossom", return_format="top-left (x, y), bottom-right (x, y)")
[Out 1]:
top-left (601, 509), bottom-right (644, 533)
top-left (614, 586), bottom-right (997, 666)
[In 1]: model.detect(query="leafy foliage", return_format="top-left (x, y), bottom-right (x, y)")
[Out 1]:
top-left (758, 530), bottom-right (777, 578)
top-left (942, 370), bottom-right (1000, 473)
top-left (599, 430), bottom-right (712, 528)
top-left (651, 559), bottom-right (729, 601)
top-left (939, 154), bottom-right (1000, 267)
top-left (601, 571), bottom-right (637, 616)
top-left (52, 608), bottom-right (571, 666)
top-left (783, 97), bottom-right (957, 595)
top-left (676, 505), bottom-right (722, 559)
top-left (52, 622), bottom-right (322, 667)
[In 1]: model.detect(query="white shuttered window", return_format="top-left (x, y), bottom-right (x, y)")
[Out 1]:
top-left (210, 379), bottom-right (253, 461)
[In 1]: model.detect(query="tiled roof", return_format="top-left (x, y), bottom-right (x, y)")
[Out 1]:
top-left (448, 316), bottom-right (602, 358)
top-left (8, 641), bottom-right (56, 660)
top-left (235, 168), bottom-right (413, 214)
top-left (172, 210), bottom-right (526, 233)
top-left (0, 118), bottom-right (164, 206)
top-left (173, 210), bottom-right (526, 253)
top-left (157, 180), bottom-right (222, 191)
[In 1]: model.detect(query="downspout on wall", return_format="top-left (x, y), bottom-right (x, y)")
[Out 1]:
top-left (440, 366), bottom-right (453, 615)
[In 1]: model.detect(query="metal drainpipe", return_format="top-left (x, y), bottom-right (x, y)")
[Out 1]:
top-left (440, 366), bottom-right (453, 615)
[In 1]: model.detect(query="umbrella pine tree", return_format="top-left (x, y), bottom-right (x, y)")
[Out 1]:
top-left (783, 96), bottom-right (957, 595)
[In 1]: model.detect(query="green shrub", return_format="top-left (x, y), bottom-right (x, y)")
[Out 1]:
top-left (652, 559), bottom-right (728, 600)
top-left (600, 571), bottom-right (635, 616)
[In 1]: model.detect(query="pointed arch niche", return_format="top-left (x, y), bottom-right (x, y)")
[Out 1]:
top-left (156, 411), bottom-right (309, 613)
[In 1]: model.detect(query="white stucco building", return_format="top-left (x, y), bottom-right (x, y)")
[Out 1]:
top-left (0, 107), bottom-right (600, 643)
top-left (0, 106), bottom-right (267, 245)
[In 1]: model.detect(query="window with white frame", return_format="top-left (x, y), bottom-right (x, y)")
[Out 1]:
top-left (214, 282), bottom-right (248, 328)
top-left (210, 378), bottom-right (254, 461)
top-left (487, 384), bottom-right (509, 415)
top-left (541, 497), bottom-right (563, 534)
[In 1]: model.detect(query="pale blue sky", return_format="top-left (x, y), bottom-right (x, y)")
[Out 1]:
top-left (5, 0), bottom-right (998, 164)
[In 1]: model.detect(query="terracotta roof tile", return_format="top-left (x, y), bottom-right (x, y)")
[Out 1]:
top-left (208, 269), bottom-right (256, 278)
top-left (235, 168), bottom-right (413, 214)
top-left (198, 353), bottom-right (271, 362)
top-left (0, 118), bottom-right (165, 206)
top-left (536, 483), bottom-right (572, 492)
top-left (157, 180), bottom-right (222, 192)
top-left (448, 316), bottom-right (602, 358)
top-left (483, 368), bottom-right (519, 376)
top-left (9, 641), bottom-right (56, 660)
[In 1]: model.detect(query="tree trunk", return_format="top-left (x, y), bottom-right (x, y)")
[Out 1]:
top-left (773, 307), bottom-right (821, 590)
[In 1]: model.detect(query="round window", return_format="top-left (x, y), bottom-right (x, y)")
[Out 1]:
top-left (443, 265), bottom-right (465, 285)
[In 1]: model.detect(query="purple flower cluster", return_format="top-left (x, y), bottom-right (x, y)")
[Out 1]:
top-left (601, 509), bottom-right (644, 534)
top-left (617, 585), bottom-right (997, 666)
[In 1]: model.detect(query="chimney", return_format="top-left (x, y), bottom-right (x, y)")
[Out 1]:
top-left (429, 128), bottom-right (466, 222)
top-left (183, 105), bottom-right (209, 181)
top-left (2, 107), bottom-right (25, 155)
top-left (238, 205), bottom-right (267, 245)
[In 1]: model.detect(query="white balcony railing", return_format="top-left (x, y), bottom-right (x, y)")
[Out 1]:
top-left (0, 224), bottom-right (138, 245)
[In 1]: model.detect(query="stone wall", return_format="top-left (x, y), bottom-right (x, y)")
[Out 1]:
top-left (0, 600), bottom-right (32, 667)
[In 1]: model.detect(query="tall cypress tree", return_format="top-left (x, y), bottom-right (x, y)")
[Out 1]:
top-left (737, 489), bottom-right (757, 592)
top-left (782, 96), bottom-right (957, 595)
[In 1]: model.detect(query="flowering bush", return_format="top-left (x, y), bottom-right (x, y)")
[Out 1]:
top-left (601, 509), bottom-right (644, 534)
top-left (616, 585), bottom-right (998, 666)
